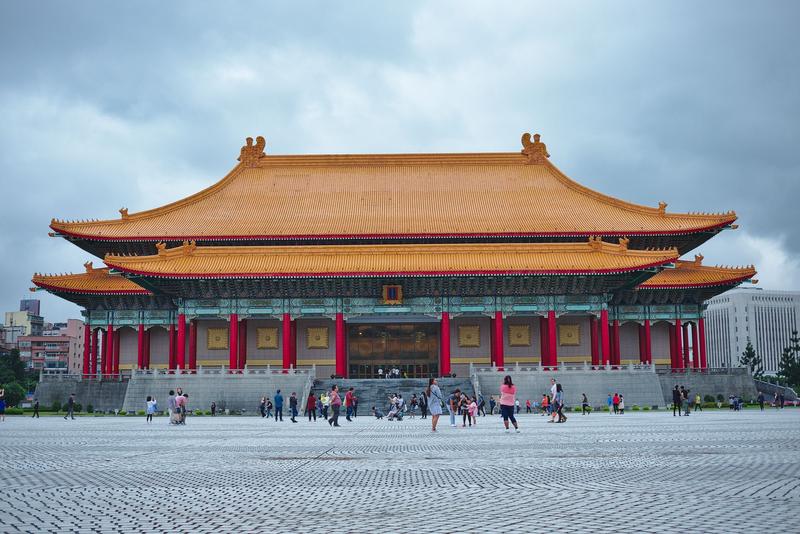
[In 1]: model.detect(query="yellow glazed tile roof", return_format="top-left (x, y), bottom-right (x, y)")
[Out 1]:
top-left (50, 134), bottom-right (736, 241)
top-left (104, 239), bottom-right (679, 278)
top-left (31, 263), bottom-right (150, 294)
top-left (639, 256), bottom-right (756, 288)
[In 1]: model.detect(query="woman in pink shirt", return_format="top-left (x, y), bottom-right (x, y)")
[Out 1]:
top-left (327, 385), bottom-right (342, 427)
top-left (499, 375), bottom-right (520, 433)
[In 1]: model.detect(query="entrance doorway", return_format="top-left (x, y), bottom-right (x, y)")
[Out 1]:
top-left (347, 323), bottom-right (439, 378)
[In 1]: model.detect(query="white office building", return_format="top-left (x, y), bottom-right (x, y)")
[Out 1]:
top-left (705, 287), bottom-right (800, 374)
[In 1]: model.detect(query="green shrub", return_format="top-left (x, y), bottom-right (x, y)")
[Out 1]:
top-left (74, 403), bottom-right (82, 413)
top-left (716, 394), bottom-right (725, 402)
top-left (632, 405), bottom-right (640, 411)
top-left (5, 407), bottom-right (24, 415)
top-left (118, 411), bottom-right (127, 416)
top-left (704, 395), bottom-right (715, 403)
top-left (51, 400), bottom-right (62, 412)
top-left (1, 383), bottom-right (26, 407)
top-left (86, 404), bottom-right (94, 414)
top-left (643, 406), bottom-right (651, 411)
top-left (572, 406), bottom-right (581, 412)
top-left (194, 410), bottom-right (204, 416)
top-left (602, 406), bottom-right (610, 412)
top-left (136, 410), bottom-right (145, 416)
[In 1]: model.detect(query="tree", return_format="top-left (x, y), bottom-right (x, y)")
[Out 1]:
top-left (778, 330), bottom-right (800, 388)
top-left (740, 339), bottom-right (764, 379)
top-left (2, 382), bottom-right (25, 408)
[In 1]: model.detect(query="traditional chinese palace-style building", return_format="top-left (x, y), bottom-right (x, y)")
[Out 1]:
top-left (33, 133), bottom-right (757, 379)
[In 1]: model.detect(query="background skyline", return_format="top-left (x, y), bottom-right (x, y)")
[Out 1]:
top-left (1, 1), bottom-right (798, 322)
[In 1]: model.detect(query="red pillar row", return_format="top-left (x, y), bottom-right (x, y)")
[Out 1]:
top-left (539, 316), bottom-right (548, 367)
top-left (600, 309), bottom-right (610, 366)
top-left (113, 329), bottom-right (120, 374)
top-left (490, 317), bottom-right (496, 365)
top-left (698, 318), bottom-right (707, 369)
top-left (494, 311), bottom-right (504, 368)
top-left (239, 319), bottom-right (248, 369)
top-left (589, 315), bottom-right (599, 366)
top-left (335, 312), bottom-right (346, 377)
top-left (644, 319), bottom-right (652, 364)
top-left (440, 312), bottom-right (451, 377)
top-left (228, 313), bottom-right (238, 372)
top-left (82, 324), bottom-right (91, 376)
top-left (638, 323), bottom-right (646, 364)
top-left (691, 322), bottom-right (700, 369)
top-left (547, 310), bottom-right (557, 368)
top-left (189, 319), bottom-right (197, 371)
top-left (674, 318), bottom-right (684, 369)
top-left (137, 323), bottom-right (145, 370)
top-left (290, 319), bottom-right (297, 368)
top-left (177, 314), bottom-right (186, 370)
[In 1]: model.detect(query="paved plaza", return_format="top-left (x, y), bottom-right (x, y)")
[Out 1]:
top-left (1, 410), bottom-right (798, 533)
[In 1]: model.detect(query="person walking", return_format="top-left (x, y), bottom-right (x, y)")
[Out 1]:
top-left (489, 395), bottom-right (496, 416)
top-left (478, 393), bottom-right (486, 416)
top-left (541, 394), bottom-right (549, 416)
top-left (274, 390), bottom-right (284, 422)
top-left (426, 377), bottom-right (443, 432)
top-left (618, 394), bottom-right (625, 415)
top-left (757, 391), bottom-right (765, 411)
top-left (499, 375), bottom-right (520, 433)
top-left (64, 393), bottom-right (76, 420)
top-left (0, 387), bottom-right (5, 422)
top-left (525, 399), bottom-right (532, 414)
top-left (320, 391), bottom-right (329, 420)
top-left (607, 393), bottom-right (613, 415)
top-left (554, 383), bottom-right (567, 423)
top-left (306, 392), bottom-right (317, 422)
top-left (419, 390), bottom-right (428, 419)
top-left (32, 398), bottom-right (40, 419)
top-left (581, 393), bottom-right (589, 415)
top-left (682, 388), bottom-right (691, 416)
top-left (515, 399), bottom-right (521, 414)
top-left (672, 385), bottom-right (682, 417)
top-left (210, 401), bottom-right (216, 416)
top-left (345, 387), bottom-right (355, 422)
top-left (259, 396), bottom-right (267, 418)
top-left (168, 390), bottom-right (177, 424)
top-left (145, 396), bottom-right (156, 423)
top-left (265, 398), bottom-right (273, 418)
top-left (328, 385), bottom-right (342, 427)
top-left (612, 393), bottom-right (620, 415)
top-left (353, 394), bottom-right (359, 418)
top-left (447, 389), bottom-right (460, 427)
top-left (694, 393), bottom-right (702, 412)
top-left (289, 392), bottom-right (299, 423)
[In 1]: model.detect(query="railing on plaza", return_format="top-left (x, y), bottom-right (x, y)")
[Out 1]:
top-left (39, 365), bottom-right (313, 382)
top-left (654, 367), bottom-right (750, 376)
top-left (470, 362), bottom-right (657, 374)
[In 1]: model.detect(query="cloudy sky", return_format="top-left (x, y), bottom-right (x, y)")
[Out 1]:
top-left (1, 1), bottom-right (798, 322)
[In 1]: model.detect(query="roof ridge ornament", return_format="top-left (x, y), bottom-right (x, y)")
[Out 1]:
top-left (521, 133), bottom-right (550, 164)
top-left (84, 261), bottom-right (94, 273)
top-left (181, 240), bottom-right (197, 256)
top-left (618, 237), bottom-right (629, 253)
top-left (694, 254), bottom-right (704, 267)
top-left (119, 207), bottom-right (129, 219)
top-left (657, 202), bottom-right (667, 216)
top-left (156, 242), bottom-right (167, 257)
top-left (238, 136), bottom-right (267, 167)
top-left (588, 235), bottom-right (603, 251)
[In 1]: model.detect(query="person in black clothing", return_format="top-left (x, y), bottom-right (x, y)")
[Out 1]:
top-left (672, 386), bottom-right (682, 417)
top-left (289, 392), bottom-right (298, 423)
top-left (32, 398), bottom-right (40, 418)
top-left (757, 392), bottom-right (765, 411)
top-left (419, 391), bottom-right (428, 419)
top-left (581, 393), bottom-right (590, 415)
top-left (64, 394), bottom-right (76, 420)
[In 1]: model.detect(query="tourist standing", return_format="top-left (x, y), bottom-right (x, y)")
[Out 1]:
top-left (409, 394), bottom-right (418, 418)
top-left (447, 389), bottom-right (460, 427)
top-left (32, 398), bottom-right (40, 419)
top-left (307, 392), bottom-right (317, 422)
top-left (757, 391), bottom-right (765, 411)
top-left (618, 394), bottom-right (625, 415)
top-left (525, 399), bottom-right (532, 414)
top-left (489, 395), bottom-right (496, 416)
top-left (259, 396), bottom-right (267, 418)
top-left (328, 385), bottom-right (342, 427)
top-left (581, 393), bottom-right (589, 415)
top-left (478, 393), bottom-right (486, 416)
top-left (612, 393), bottom-right (620, 415)
top-left (426, 377), bottom-right (443, 432)
top-left (461, 392), bottom-right (471, 427)
top-left (265, 398), bottom-right (273, 418)
top-left (554, 383), bottom-right (567, 423)
top-left (0, 387), bottom-right (5, 422)
top-left (694, 393), bottom-right (702, 412)
top-left (541, 394), bottom-right (549, 416)
top-left (168, 390), bottom-right (177, 424)
top-left (289, 392), bottom-right (299, 423)
top-left (419, 390), bottom-right (428, 419)
top-left (672, 386), bottom-right (682, 417)
top-left (274, 390), bottom-right (284, 422)
top-left (320, 391), bottom-right (329, 420)
top-left (515, 399), bottom-right (521, 414)
top-left (468, 396), bottom-right (478, 426)
top-left (682, 388), bottom-right (691, 416)
top-left (210, 401), bottom-right (216, 416)
top-left (499, 375), bottom-right (520, 433)
top-left (353, 394), bottom-right (359, 418)
top-left (64, 393), bottom-right (76, 420)
top-left (145, 396), bottom-right (156, 423)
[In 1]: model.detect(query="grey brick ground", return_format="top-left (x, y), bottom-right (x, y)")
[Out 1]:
top-left (0, 410), bottom-right (798, 533)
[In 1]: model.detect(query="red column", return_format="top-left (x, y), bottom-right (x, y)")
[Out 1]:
top-left (547, 310), bottom-right (557, 368)
top-left (494, 311), bottom-right (504, 368)
top-left (489, 318), bottom-right (496, 366)
top-left (440, 312), bottom-right (451, 377)
top-left (282, 313), bottom-right (292, 370)
top-left (638, 324), bottom-right (646, 364)
top-left (189, 319), bottom-right (197, 371)
top-left (90, 328), bottom-right (98, 377)
top-left (600, 309), bottom-right (610, 365)
top-left (290, 319), bottom-right (297, 368)
top-left (113, 329), bottom-right (120, 374)
top-left (176, 314), bottom-right (186, 371)
top-left (682, 324), bottom-right (690, 368)
top-left (102, 327), bottom-right (111, 376)
top-left (168, 323), bottom-right (176, 370)
top-left (668, 324), bottom-right (676, 368)
top-left (691, 322), bottom-right (700, 369)
top-left (590, 315), bottom-right (599, 367)
top-left (137, 323), bottom-right (145, 370)
top-left (698, 318), bottom-right (707, 369)
top-left (335, 312), bottom-right (346, 377)
top-left (82, 324), bottom-right (91, 376)
top-left (674, 318), bottom-right (684, 369)
top-left (612, 320), bottom-right (620, 367)
top-left (228, 314), bottom-right (238, 371)
top-left (644, 319), bottom-right (652, 364)
top-left (146, 329), bottom-right (154, 369)
top-left (239, 319), bottom-right (248, 369)
top-left (539, 316), bottom-right (548, 367)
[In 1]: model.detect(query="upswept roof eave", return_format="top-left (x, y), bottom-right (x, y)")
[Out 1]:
top-left (31, 269), bottom-right (152, 295)
top-left (637, 259), bottom-right (756, 289)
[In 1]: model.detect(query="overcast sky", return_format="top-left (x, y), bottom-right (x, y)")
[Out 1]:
top-left (1, 1), bottom-right (798, 322)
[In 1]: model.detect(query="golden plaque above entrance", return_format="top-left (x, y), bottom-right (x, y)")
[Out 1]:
top-left (558, 324), bottom-right (580, 346)
top-left (207, 327), bottom-right (228, 350)
top-left (307, 326), bottom-right (329, 349)
top-left (458, 325), bottom-right (481, 348)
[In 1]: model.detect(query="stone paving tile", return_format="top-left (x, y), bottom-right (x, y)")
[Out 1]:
top-left (0, 410), bottom-right (798, 533)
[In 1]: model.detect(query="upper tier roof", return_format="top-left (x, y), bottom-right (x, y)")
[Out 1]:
top-left (104, 239), bottom-right (678, 278)
top-left (31, 264), bottom-right (151, 294)
top-left (50, 133), bottom-right (736, 245)
top-left (639, 256), bottom-right (757, 288)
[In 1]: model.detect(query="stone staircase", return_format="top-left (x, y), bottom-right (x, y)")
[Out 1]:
top-left (311, 377), bottom-right (475, 413)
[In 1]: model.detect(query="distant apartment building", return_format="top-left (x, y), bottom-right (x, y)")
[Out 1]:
top-left (705, 288), bottom-right (800, 374)
top-left (3, 310), bottom-right (44, 343)
top-left (19, 299), bottom-right (41, 316)
top-left (18, 319), bottom-right (84, 372)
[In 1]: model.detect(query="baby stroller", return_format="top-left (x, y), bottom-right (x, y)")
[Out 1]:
top-left (387, 400), bottom-right (405, 421)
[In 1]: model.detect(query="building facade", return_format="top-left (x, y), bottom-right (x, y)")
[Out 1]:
top-left (705, 288), bottom-right (800, 374)
top-left (32, 133), bottom-right (756, 378)
top-left (3, 310), bottom-right (44, 344)
top-left (18, 320), bottom-right (84, 371)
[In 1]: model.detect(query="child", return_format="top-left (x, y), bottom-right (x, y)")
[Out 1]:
top-left (468, 396), bottom-right (478, 426)
top-left (372, 406), bottom-right (384, 419)
top-left (145, 396), bottom-right (156, 423)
